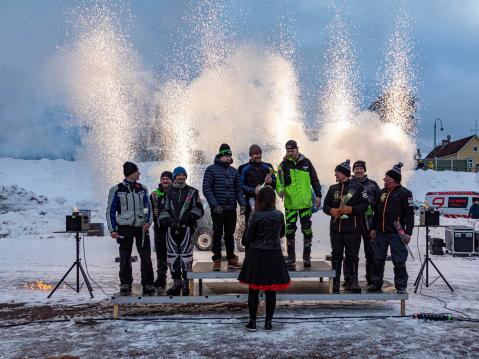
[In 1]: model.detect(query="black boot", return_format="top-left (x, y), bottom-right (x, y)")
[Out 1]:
top-left (350, 262), bottom-right (362, 293)
top-left (142, 285), bottom-right (156, 296)
top-left (244, 320), bottom-right (256, 332)
top-left (154, 271), bottom-right (167, 289)
top-left (166, 279), bottom-right (182, 296)
top-left (119, 283), bottom-right (132, 296)
top-left (181, 274), bottom-right (190, 296)
top-left (332, 260), bottom-right (342, 293)
top-left (265, 321), bottom-right (273, 331)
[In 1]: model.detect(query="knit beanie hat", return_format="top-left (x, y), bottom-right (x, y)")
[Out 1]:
top-left (249, 144), bottom-right (262, 156)
top-left (123, 161), bottom-right (139, 177)
top-left (285, 140), bottom-right (298, 150)
top-left (335, 159), bottom-right (351, 177)
top-left (172, 166), bottom-right (187, 180)
top-left (353, 160), bottom-right (366, 172)
top-left (160, 171), bottom-right (173, 180)
top-left (218, 143), bottom-right (232, 157)
top-left (386, 162), bottom-right (403, 183)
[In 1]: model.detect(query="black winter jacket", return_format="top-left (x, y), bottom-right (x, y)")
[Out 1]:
top-left (245, 208), bottom-right (285, 251)
top-left (150, 184), bottom-right (168, 229)
top-left (202, 155), bottom-right (246, 211)
top-left (372, 185), bottom-right (415, 235)
top-left (323, 179), bottom-right (368, 233)
top-left (238, 160), bottom-right (276, 200)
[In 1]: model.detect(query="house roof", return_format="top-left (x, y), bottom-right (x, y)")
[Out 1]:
top-left (426, 135), bottom-right (476, 158)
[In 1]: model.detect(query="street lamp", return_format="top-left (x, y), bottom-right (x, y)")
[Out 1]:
top-left (434, 117), bottom-right (444, 170)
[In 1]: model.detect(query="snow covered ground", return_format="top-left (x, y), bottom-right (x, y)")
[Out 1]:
top-left (0, 158), bottom-right (478, 358)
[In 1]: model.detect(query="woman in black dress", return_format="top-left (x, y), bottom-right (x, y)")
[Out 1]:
top-left (238, 186), bottom-right (290, 331)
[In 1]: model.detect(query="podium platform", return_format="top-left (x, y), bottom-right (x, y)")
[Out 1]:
top-left (111, 261), bottom-right (408, 318)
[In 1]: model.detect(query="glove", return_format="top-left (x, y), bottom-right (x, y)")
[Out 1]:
top-left (329, 208), bottom-right (341, 219)
top-left (240, 205), bottom-right (247, 215)
top-left (340, 206), bottom-right (352, 215)
top-left (213, 205), bottom-right (223, 215)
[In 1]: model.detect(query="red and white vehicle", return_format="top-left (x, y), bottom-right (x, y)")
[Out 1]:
top-left (424, 191), bottom-right (479, 218)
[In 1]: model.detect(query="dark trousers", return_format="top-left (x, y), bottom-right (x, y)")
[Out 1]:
top-left (371, 232), bottom-right (408, 290)
top-left (153, 226), bottom-right (168, 275)
top-left (285, 208), bottom-right (313, 261)
top-left (241, 203), bottom-right (253, 246)
top-left (330, 231), bottom-right (361, 284)
top-left (166, 226), bottom-right (194, 280)
top-left (117, 225), bottom-right (154, 287)
top-left (343, 219), bottom-right (374, 284)
top-left (212, 210), bottom-right (237, 261)
top-left (248, 289), bottom-right (276, 321)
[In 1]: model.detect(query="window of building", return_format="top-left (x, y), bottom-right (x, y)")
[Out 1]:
top-left (474, 146), bottom-right (478, 152)
top-left (467, 159), bottom-right (473, 169)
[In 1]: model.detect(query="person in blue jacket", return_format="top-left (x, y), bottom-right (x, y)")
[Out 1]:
top-left (202, 144), bottom-right (246, 271)
top-left (238, 144), bottom-right (276, 247)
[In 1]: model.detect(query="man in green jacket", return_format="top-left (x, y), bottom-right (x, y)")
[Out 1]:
top-left (277, 140), bottom-right (322, 269)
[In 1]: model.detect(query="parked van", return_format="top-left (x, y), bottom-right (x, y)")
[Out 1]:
top-left (424, 191), bottom-right (479, 218)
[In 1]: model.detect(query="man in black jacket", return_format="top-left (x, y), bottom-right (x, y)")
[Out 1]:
top-left (369, 162), bottom-right (414, 294)
top-left (159, 167), bottom-right (204, 296)
top-left (323, 160), bottom-right (368, 293)
top-left (202, 144), bottom-right (246, 271)
top-left (343, 160), bottom-right (381, 286)
top-left (150, 171), bottom-right (172, 291)
top-left (238, 144), bottom-right (276, 245)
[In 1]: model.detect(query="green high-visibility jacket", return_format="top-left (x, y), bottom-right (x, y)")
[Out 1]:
top-left (276, 154), bottom-right (322, 210)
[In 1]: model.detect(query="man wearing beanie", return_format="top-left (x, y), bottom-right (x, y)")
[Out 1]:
top-left (106, 161), bottom-right (155, 296)
top-left (277, 140), bottom-right (322, 269)
top-left (150, 170), bottom-right (173, 291)
top-left (159, 166), bottom-right (204, 295)
top-left (203, 144), bottom-right (247, 270)
top-left (343, 160), bottom-right (381, 287)
top-left (369, 162), bottom-right (414, 294)
top-left (323, 159), bottom-right (368, 293)
top-left (238, 144), bottom-right (276, 246)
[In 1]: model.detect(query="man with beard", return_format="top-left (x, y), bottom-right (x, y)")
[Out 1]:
top-left (238, 144), bottom-right (276, 246)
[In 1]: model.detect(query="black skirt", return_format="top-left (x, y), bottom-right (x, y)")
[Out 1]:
top-left (238, 248), bottom-right (291, 291)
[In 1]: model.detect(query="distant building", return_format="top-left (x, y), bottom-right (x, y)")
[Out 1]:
top-left (424, 135), bottom-right (479, 172)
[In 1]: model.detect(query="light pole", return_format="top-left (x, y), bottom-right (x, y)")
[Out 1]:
top-left (434, 117), bottom-right (444, 170)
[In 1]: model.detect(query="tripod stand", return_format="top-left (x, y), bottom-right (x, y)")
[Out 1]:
top-left (413, 225), bottom-right (453, 293)
top-left (48, 232), bottom-right (94, 298)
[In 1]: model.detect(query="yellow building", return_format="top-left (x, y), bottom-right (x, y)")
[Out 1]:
top-left (425, 135), bottom-right (479, 172)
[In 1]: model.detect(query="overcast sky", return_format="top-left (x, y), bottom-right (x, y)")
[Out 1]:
top-left (0, 0), bottom-right (478, 159)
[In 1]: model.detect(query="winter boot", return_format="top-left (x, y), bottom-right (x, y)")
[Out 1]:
top-left (119, 283), bottom-right (132, 296)
top-left (181, 274), bottom-right (190, 296)
top-left (303, 258), bottom-right (311, 268)
top-left (166, 279), bottom-right (182, 296)
top-left (244, 320), bottom-right (256, 332)
top-left (213, 259), bottom-right (221, 271)
top-left (142, 285), bottom-right (156, 296)
top-left (332, 260), bottom-right (342, 293)
top-left (154, 271), bottom-right (167, 289)
top-left (350, 262), bottom-right (362, 294)
top-left (227, 256), bottom-right (242, 269)
top-left (264, 321), bottom-right (273, 332)
top-left (368, 283), bottom-right (382, 293)
top-left (285, 256), bottom-right (296, 270)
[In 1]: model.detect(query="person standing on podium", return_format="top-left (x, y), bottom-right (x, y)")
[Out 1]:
top-left (323, 159), bottom-right (368, 293)
top-left (106, 161), bottom-right (155, 296)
